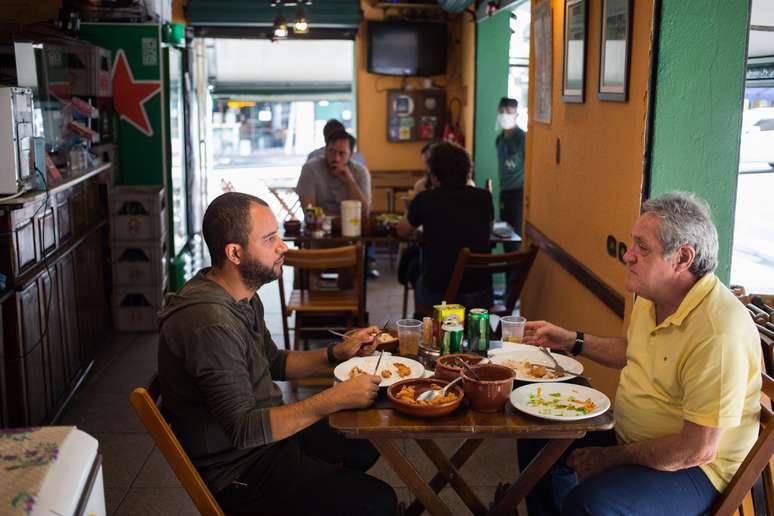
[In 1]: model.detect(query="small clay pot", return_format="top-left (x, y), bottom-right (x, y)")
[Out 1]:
top-left (461, 364), bottom-right (515, 413)
top-left (434, 354), bottom-right (484, 382)
top-left (283, 219), bottom-right (301, 235)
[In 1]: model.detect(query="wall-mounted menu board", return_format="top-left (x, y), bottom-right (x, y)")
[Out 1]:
top-left (386, 89), bottom-right (446, 142)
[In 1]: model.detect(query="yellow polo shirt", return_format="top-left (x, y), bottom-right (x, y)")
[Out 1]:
top-left (614, 273), bottom-right (761, 492)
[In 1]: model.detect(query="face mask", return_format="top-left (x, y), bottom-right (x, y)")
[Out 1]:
top-left (497, 113), bottom-right (518, 130)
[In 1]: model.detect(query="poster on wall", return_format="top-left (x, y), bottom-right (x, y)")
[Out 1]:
top-left (533, 0), bottom-right (553, 124)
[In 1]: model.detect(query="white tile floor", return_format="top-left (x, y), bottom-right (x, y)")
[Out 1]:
top-left (59, 254), bottom-right (524, 515)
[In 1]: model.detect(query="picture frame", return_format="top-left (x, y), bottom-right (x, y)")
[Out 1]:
top-left (561, 0), bottom-right (587, 103)
top-left (598, 0), bottom-right (632, 101)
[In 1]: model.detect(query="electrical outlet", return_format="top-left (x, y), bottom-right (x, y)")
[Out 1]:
top-left (606, 235), bottom-right (617, 257)
top-left (618, 242), bottom-right (628, 264)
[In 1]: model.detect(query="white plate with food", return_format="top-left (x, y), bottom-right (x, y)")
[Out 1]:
top-left (510, 383), bottom-right (610, 421)
top-left (334, 354), bottom-right (425, 387)
top-left (490, 349), bottom-right (583, 382)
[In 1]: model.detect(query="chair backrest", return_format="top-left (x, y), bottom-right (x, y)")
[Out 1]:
top-left (277, 243), bottom-right (365, 317)
top-left (444, 245), bottom-right (538, 315)
top-left (129, 376), bottom-right (225, 516)
top-left (712, 372), bottom-right (774, 516)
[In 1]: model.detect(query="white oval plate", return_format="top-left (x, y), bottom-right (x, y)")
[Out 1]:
top-left (334, 355), bottom-right (425, 387)
top-left (510, 383), bottom-right (611, 421)
top-left (491, 349), bottom-right (583, 382)
top-left (487, 341), bottom-right (536, 356)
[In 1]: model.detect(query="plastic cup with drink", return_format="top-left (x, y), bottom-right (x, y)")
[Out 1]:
top-left (501, 316), bottom-right (526, 344)
top-left (397, 318), bottom-right (422, 356)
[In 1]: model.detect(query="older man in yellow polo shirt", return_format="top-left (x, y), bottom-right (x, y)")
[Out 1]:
top-left (520, 192), bottom-right (761, 516)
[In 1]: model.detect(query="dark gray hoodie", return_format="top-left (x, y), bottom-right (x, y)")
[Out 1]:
top-left (157, 268), bottom-right (288, 493)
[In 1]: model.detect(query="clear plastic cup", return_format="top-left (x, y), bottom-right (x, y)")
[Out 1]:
top-left (397, 318), bottom-right (422, 356)
top-left (501, 316), bottom-right (526, 344)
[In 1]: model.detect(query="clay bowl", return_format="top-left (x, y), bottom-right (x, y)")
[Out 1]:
top-left (344, 328), bottom-right (399, 353)
top-left (387, 378), bottom-right (464, 418)
top-left (461, 364), bottom-right (516, 413)
top-left (283, 219), bottom-right (301, 235)
top-left (435, 353), bottom-right (484, 382)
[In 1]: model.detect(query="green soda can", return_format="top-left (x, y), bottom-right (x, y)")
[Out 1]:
top-left (468, 308), bottom-right (490, 355)
top-left (441, 320), bottom-right (464, 355)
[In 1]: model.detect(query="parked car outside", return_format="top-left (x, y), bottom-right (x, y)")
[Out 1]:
top-left (739, 107), bottom-right (774, 169)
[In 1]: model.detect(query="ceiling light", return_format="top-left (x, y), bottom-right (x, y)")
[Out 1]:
top-left (273, 12), bottom-right (288, 39)
top-left (294, 3), bottom-right (308, 34)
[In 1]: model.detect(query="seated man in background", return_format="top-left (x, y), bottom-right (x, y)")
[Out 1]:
top-left (520, 192), bottom-right (761, 516)
top-left (307, 118), bottom-right (368, 170)
top-left (397, 141), bottom-right (494, 314)
top-left (297, 129), bottom-right (379, 278)
top-left (158, 192), bottom-right (397, 516)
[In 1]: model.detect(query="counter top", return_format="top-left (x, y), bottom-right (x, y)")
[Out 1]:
top-left (0, 162), bottom-right (112, 209)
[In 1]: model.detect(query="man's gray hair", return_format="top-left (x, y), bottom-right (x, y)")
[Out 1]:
top-left (641, 192), bottom-right (718, 277)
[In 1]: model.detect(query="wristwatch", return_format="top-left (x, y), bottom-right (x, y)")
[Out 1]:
top-left (571, 332), bottom-right (585, 356)
top-left (326, 342), bottom-right (341, 365)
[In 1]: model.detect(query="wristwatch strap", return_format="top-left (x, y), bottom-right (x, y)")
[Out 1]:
top-left (571, 331), bottom-right (585, 356)
top-left (326, 342), bottom-right (340, 365)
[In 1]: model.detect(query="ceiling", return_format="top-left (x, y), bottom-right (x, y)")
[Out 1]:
top-left (750, 0), bottom-right (774, 58)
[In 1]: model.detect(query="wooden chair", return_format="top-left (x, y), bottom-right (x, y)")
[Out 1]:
top-left (711, 372), bottom-right (774, 516)
top-left (443, 245), bottom-right (538, 316)
top-left (129, 376), bottom-right (274, 516)
top-left (278, 243), bottom-right (365, 350)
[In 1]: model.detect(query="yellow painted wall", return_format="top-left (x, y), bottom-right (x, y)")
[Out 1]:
top-left (521, 0), bottom-right (653, 398)
top-left (356, 2), bottom-right (476, 170)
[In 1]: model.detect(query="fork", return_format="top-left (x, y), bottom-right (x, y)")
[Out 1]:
top-left (538, 347), bottom-right (567, 376)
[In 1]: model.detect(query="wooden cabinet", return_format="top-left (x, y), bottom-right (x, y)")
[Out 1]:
top-left (0, 165), bottom-right (111, 426)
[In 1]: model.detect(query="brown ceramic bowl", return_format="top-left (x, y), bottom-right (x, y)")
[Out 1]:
top-left (283, 219), bottom-right (301, 235)
top-left (461, 364), bottom-right (516, 413)
top-left (434, 353), bottom-right (484, 382)
top-left (387, 378), bottom-right (464, 418)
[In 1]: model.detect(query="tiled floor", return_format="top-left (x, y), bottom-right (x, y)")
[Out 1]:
top-left (59, 254), bottom-right (524, 515)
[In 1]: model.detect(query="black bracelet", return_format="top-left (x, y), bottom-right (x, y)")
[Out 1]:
top-left (326, 342), bottom-right (340, 365)
top-left (571, 331), bottom-right (585, 356)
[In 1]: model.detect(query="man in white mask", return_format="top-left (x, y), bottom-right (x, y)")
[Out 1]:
top-left (496, 97), bottom-right (525, 248)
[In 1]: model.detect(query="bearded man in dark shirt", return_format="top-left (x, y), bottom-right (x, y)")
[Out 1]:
top-left (158, 192), bottom-right (397, 516)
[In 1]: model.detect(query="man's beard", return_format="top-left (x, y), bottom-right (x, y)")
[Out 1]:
top-left (238, 254), bottom-right (280, 291)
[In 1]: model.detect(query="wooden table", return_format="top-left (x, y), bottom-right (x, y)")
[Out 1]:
top-left (330, 397), bottom-right (613, 516)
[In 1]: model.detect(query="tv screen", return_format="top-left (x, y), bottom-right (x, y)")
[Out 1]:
top-left (367, 21), bottom-right (447, 77)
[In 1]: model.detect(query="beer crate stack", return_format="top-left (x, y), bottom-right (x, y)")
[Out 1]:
top-left (109, 186), bottom-right (168, 332)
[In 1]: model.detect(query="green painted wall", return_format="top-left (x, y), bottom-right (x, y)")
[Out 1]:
top-left (649, 0), bottom-right (750, 283)
top-left (474, 12), bottom-right (511, 218)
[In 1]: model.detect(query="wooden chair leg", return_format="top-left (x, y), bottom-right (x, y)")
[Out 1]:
top-left (281, 310), bottom-right (291, 350)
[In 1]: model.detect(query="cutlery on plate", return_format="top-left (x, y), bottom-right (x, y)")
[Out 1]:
top-left (373, 350), bottom-right (385, 376)
top-left (538, 347), bottom-right (567, 376)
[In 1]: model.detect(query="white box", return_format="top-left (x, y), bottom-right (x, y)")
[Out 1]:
top-left (112, 238), bottom-right (167, 287)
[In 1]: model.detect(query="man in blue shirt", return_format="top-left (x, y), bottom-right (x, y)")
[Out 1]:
top-left (496, 97), bottom-right (526, 248)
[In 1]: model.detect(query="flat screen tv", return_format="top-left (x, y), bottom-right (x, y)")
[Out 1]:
top-left (367, 21), bottom-right (447, 77)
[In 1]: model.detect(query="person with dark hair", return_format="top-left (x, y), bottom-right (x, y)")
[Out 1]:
top-left (397, 142), bottom-right (494, 313)
top-left (297, 129), bottom-right (371, 214)
top-left (297, 128), bottom-right (380, 277)
top-left (306, 119), bottom-right (368, 169)
top-left (158, 192), bottom-right (397, 516)
top-left (496, 97), bottom-right (525, 246)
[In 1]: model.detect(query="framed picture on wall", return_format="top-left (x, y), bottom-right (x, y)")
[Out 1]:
top-left (598, 0), bottom-right (632, 101)
top-left (561, 0), bottom-right (587, 103)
